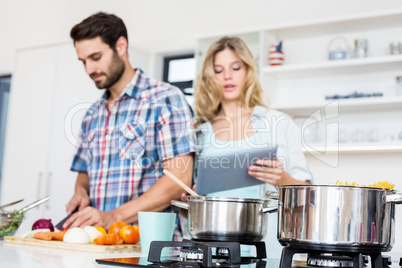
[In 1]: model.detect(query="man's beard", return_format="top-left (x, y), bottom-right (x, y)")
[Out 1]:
top-left (92, 52), bottom-right (125, 89)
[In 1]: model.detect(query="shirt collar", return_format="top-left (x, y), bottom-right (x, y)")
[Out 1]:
top-left (98, 68), bottom-right (146, 104)
top-left (252, 105), bottom-right (269, 118)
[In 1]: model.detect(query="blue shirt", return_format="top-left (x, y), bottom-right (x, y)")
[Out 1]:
top-left (71, 69), bottom-right (197, 213)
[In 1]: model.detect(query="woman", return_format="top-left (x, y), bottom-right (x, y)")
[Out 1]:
top-left (193, 36), bottom-right (313, 257)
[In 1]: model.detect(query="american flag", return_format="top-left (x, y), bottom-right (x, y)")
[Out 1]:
top-left (269, 41), bottom-right (283, 66)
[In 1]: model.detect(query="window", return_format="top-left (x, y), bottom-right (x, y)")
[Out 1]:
top-left (163, 54), bottom-right (195, 96)
top-left (0, 75), bottom-right (11, 187)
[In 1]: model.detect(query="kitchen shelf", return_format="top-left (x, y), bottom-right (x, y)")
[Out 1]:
top-left (261, 55), bottom-right (402, 79)
top-left (274, 97), bottom-right (402, 117)
top-left (302, 145), bottom-right (402, 154)
top-left (196, 8), bottom-right (402, 157)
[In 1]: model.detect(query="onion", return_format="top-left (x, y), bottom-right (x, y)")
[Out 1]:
top-left (20, 228), bottom-right (51, 238)
top-left (63, 227), bottom-right (90, 244)
top-left (83, 226), bottom-right (102, 243)
top-left (32, 219), bottom-right (54, 232)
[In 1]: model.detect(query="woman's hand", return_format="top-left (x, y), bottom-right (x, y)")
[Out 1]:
top-left (248, 158), bottom-right (288, 187)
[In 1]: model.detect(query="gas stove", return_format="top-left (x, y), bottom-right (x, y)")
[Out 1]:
top-left (96, 240), bottom-right (402, 268)
top-left (281, 245), bottom-right (402, 268)
top-left (96, 239), bottom-right (274, 268)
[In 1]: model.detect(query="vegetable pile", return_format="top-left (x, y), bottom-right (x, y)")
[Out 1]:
top-left (28, 220), bottom-right (140, 245)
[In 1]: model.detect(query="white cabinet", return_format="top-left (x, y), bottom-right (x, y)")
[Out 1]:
top-left (0, 43), bottom-right (101, 228)
top-left (1, 42), bottom-right (150, 229)
top-left (1, 46), bottom-right (58, 223)
top-left (195, 9), bottom-right (402, 153)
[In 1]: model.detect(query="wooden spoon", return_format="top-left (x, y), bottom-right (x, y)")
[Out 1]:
top-left (163, 169), bottom-right (199, 197)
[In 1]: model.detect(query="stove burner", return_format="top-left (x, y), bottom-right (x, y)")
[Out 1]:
top-left (179, 248), bottom-right (204, 261)
top-left (216, 248), bottom-right (229, 257)
top-left (279, 246), bottom-right (384, 268)
top-left (147, 239), bottom-right (267, 267)
top-left (307, 255), bottom-right (353, 267)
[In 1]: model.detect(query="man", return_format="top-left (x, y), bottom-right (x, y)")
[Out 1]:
top-left (63, 12), bottom-right (196, 236)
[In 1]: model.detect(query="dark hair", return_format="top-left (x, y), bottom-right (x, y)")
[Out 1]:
top-left (70, 12), bottom-right (128, 51)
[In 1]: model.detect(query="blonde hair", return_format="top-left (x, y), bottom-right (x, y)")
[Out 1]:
top-left (194, 36), bottom-right (268, 127)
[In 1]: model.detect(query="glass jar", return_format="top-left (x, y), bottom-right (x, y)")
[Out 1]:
top-left (390, 40), bottom-right (402, 55)
top-left (353, 38), bottom-right (368, 58)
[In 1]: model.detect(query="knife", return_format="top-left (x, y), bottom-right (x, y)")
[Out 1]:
top-left (55, 207), bottom-right (79, 231)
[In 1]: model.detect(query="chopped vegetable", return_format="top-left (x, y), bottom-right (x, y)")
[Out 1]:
top-left (19, 228), bottom-right (51, 238)
top-left (50, 231), bottom-right (65, 241)
top-left (63, 227), bottom-right (90, 244)
top-left (93, 233), bottom-right (123, 245)
top-left (83, 226), bottom-right (102, 243)
top-left (34, 232), bottom-right (52, 241)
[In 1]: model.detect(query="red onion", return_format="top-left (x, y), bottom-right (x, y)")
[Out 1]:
top-left (32, 219), bottom-right (54, 232)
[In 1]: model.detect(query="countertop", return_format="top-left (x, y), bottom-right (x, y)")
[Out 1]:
top-left (0, 240), bottom-right (143, 268)
top-left (3, 240), bottom-right (402, 268)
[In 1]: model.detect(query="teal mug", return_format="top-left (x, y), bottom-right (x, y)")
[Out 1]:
top-left (138, 211), bottom-right (176, 256)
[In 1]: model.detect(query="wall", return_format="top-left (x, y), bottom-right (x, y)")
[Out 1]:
top-left (1, 0), bottom-right (402, 75)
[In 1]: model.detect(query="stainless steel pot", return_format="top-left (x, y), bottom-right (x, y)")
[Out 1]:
top-left (268, 185), bottom-right (402, 252)
top-left (171, 196), bottom-right (277, 242)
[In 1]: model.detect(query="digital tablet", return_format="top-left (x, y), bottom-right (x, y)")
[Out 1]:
top-left (195, 146), bottom-right (278, 195)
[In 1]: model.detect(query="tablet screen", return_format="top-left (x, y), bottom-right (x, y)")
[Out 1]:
top-left (195, 146), bottom-right (277, 195)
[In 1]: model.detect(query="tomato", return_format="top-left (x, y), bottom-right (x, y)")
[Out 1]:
top-left (95, 226), bottom-right (107, 235)
top-left (119, 225), bottom-right (140, 244)
top-left (108, 221), bottom-right (128, 237)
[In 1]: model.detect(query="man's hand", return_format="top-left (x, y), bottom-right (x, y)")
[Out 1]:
top-left (65, 189), bottom-right (91, 215)
top-left (62, 207), bottom-right (116, 229)
top-left (66, 172), bottom-right (91, 214)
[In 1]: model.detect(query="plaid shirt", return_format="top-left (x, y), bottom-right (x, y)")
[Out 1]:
top-left (71, 69), bottom-right (196, 238)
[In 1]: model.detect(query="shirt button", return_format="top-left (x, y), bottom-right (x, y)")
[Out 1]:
top-left (103, 160), bottom-right (107, 164)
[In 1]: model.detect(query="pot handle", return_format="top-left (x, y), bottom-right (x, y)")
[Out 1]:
top-left (171, 200), bottom-right (189, 210)
top-left (262, 206), bottom-right (278, 213)
top-left (266, 191), bottom-right (279, 200)
top-left (384, 193), bottom-right (402, 204)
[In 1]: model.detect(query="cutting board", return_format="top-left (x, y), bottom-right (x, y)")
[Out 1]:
top-left (4, 236), bottom-right (141, 253)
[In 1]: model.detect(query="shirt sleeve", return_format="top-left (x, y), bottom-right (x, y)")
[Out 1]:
top-left (70, 124), bottom-right (89, 173)
top-left (156, 89), bottom-right (197, 161)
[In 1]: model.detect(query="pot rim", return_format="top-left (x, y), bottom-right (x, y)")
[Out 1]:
top-left (277, 184), bottom-right (396, 192)
top-left (187, 195), bottom-right (271, 204)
